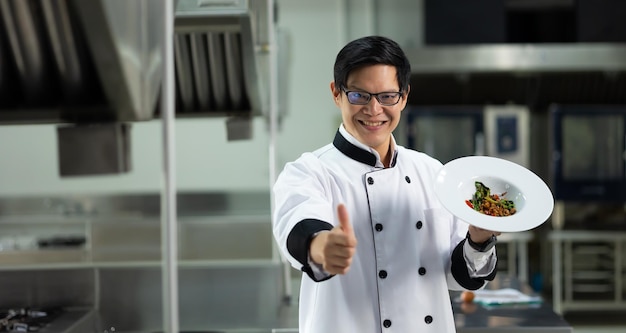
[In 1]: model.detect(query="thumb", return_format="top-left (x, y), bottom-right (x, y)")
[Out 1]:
top-left (337, 204), bottom-right (354, 236)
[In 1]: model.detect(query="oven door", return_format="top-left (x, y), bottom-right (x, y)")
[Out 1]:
top-left (551, 105), bottom-right (626, 201)
top-left (403, 105), bottom-right (484, 164)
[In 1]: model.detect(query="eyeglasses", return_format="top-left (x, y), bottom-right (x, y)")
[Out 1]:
top-left (342, 87), bottom-right (403, 106)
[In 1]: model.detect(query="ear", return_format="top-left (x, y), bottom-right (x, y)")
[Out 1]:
top-left (400, 85), bottom-right (411, 111)
top-left (330, 81), bottom-right (341, 106)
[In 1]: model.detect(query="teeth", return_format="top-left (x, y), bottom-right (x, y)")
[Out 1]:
top-left (362, 121), bottom-right (383, 126)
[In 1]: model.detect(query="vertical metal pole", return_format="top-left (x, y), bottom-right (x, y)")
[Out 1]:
top-left (614, 240), bottom-right (622, 302)
top-left (266, 0), bottom-right (292, 303)
top-left (552, 236), bottom-right (562, 314)
top-left (161, 0), bottom-right (179, 332)
top-left (507, 241), bottom-right (517, 279)
top-left (518, 238), bottom-right (528, 283)
top-left (564, 240), bottom-right (572, 304)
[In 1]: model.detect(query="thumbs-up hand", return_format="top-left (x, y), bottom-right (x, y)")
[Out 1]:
top-left (310, 204), bottom-right (358, 275)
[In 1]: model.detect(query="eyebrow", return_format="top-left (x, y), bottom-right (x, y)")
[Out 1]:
top-left (345, 85), bottom-right (401, 93)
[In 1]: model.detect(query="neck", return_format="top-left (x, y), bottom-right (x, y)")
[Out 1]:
top-left (378, 140), bottom-right (393, 168)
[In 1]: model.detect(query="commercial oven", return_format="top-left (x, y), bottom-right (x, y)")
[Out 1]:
top-left (550, 104), bottom-right (626, 202)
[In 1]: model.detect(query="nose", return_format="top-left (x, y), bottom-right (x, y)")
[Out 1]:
top-left (363, 97), bottom-right (383, 116)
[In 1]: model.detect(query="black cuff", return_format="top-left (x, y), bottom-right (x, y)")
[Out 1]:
top-left (451, 240), bottom-right (498, 290)
top-left (287, 219), bottom-right (334, 281)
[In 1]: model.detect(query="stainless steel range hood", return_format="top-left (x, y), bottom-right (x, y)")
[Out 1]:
top-left (0, 0), bottom-right (268, 123)
top-left (0, 0), bottom-right (163, 123)
top-left (405, 43), bottom-right (626, 106)
top-left (173, 0), bottom-right (267, 116)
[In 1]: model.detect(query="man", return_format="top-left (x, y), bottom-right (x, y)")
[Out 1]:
top-left (273, 35), bottom-right (499, 333)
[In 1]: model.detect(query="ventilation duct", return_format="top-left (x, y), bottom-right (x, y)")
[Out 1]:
top-left (173, 0), bottom-right (267, 116)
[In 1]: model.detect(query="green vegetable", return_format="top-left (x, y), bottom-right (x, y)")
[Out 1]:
top-left (471, 181), bottom-right (490, 212)
top-left (470, 181), bottom-right (516, 214)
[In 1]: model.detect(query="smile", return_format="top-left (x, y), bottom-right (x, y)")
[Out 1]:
top-left (360, 120), bottom-right (385, 127)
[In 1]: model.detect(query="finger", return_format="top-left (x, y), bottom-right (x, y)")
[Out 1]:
top-left (337, 204), bottom-right (353, 236)
top-left (325, 259), bottom-right (353, 275)
top-left (324, 240), bottom-right (356, 259)
top-left (327, 265), bottom-right (351, 275)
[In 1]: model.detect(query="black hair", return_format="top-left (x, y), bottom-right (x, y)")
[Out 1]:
top-left (333, 36), bottom-right (411, 93)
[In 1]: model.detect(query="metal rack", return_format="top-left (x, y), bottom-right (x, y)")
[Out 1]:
top-left (497, 231), bottom-right (533, 283)
top-left (550, 202), bottom-right (626, 314)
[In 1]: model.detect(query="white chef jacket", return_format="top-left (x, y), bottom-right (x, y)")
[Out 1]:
top-left (273, 125), bottom-right (497, 333)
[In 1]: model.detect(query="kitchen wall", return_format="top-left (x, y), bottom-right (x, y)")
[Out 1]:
top-left (0, 119), bottom-right (272, 195)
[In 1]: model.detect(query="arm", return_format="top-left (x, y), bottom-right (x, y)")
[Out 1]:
top-left (451, 226), bottom-right (500, 290)
top-left (272, 155), bottom-right (356, 282)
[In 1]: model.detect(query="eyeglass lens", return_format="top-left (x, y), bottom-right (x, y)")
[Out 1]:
top-left (345, 90), bottom-right (401, 106)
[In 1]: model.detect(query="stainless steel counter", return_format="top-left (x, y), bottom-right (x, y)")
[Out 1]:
top-left (452, 275), bottom-right (572, 333)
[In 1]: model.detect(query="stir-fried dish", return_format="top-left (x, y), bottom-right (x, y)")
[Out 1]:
top-left (465, 181), bottom-right (516, 217)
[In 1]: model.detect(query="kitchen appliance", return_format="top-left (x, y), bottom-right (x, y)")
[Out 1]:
top-left (0, 308), bottom-right (61, 332)
top-left (550, 104), bottom-right (626, 201)
top-left (404, 105), bottom-right (484, 164)
top-left (401, 104), bottom-right (530, 167)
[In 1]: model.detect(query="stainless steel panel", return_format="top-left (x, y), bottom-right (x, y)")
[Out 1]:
top-left (0, 269), bottom-right (94, 309)
top-left (190, 33), bottom-right (211, 110)
top-left (176, 0), bottom-right (249, 16)
top-left (174, 0), bottom-right (267, 115)
top-left (91, 221), bottom-right (161, 262)
top-left (224, 32), bottom-right (244, 110)
top-left (0, 192), bottom-right (271, 218)
top-left (484, 105), bottom-right (531, 168)
top-left (175, 34), bottom-right (195, 111)
top-left (72, 0), bottom-right (164, 121)
top-left (40, 0), bottom-right (87, 103)
top-left (97, 265), bottom-right (284, 332)
top-left (179, 216), bottom-right (272, 260)
top-left (207, 32), bottom-right (228, 110)
top-left (57, 123), bottom-right (132, 177)
top-left (226, 115), bottom-right (252, 141)
top-left (406, 44), bottom-right (626, 74)
top-left (0, 249), bottom-right (88, 266)
top-left (0, 17), bottom-right (9, 106)
top-left (239, 15), bottom-right (263, 114)
top-left (0, 0), bottom-right (53, 103)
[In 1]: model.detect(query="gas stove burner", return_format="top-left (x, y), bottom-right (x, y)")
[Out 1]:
top-left (0, 308), bottom-right (62, 332)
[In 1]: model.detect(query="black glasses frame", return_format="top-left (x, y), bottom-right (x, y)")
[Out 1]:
top-left (341, 87), bottom-right (403, 106)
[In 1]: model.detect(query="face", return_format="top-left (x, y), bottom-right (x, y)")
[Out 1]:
top-left (331, 64), bottom-right (409, 161)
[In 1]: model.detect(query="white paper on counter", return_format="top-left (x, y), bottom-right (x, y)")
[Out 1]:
top-left (473, 288), bottom-right (543, 306)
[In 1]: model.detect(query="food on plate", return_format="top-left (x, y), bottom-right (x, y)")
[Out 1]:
top-left (460, 290), bottom-right (475, 303)
top-left (465, 181), bottom-right (516, 217)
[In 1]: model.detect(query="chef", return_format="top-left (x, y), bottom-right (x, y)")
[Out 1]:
top-left (272, 35), bottom-right (499, 333)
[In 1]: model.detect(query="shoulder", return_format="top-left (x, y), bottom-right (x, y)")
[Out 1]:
top-left (396, 145), bottom-right (443, 170)
top-left (277, 143), bottom-right (335, 178)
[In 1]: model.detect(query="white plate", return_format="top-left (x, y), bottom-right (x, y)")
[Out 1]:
top-left (434, 156), bottom-right (554, 232)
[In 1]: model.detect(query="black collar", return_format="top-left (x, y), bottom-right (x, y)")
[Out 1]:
top-left (332, 130), bottom-right (377, 167)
